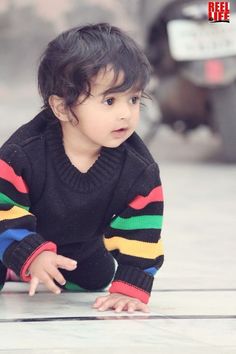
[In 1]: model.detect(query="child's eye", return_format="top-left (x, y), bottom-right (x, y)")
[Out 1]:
top-left (130, 96), bottom-right (140, 104)
top-left (104, 97), bottom-right (114, 105)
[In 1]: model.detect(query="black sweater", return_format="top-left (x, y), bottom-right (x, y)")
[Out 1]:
top-left (0, 109), bottom-right (164, 303)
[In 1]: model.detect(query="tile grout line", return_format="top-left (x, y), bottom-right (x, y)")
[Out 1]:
top-left (0, 315), bottom-right (236, 323)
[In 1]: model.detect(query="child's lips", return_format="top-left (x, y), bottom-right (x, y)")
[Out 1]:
top-left (112, 127), bottom-right (129, 138)
top-left (112, 126), bottom-right (129, 132)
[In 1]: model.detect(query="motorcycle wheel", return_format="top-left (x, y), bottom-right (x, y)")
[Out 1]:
top-left (210, 82), bottom-right (236, 163)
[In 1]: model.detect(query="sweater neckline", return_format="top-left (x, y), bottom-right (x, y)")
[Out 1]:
top-left (46, 118), bottom-right (124, 192)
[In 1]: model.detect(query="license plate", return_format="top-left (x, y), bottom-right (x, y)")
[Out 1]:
top-left (167, 14), bottom-right (236, 61)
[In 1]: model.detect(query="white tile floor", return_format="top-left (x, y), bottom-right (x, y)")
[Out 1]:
top-left (1, 283), bottom-right (236, 353)
top-left (1, 127), bottom-right (236, 353)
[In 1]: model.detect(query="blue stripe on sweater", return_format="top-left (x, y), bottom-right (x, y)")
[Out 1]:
top-left (144, 266), bottom-right (159, 276)
top-left (0, 229), bottom-right (31, 260)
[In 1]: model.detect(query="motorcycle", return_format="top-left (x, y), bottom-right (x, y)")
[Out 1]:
top-left (145, 0), bottom-right (236, 162)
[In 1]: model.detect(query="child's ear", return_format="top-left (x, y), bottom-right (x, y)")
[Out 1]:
top-left (48, 95), bottom-right (69, 122)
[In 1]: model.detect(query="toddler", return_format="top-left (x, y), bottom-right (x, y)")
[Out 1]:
top-left (0, 23), bottom-right (164, 313)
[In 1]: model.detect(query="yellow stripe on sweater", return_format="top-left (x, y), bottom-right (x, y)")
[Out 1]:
top-left (103, 236), bottom-right (164, 259)
top-left (0, 205), bottom-right (32, 221)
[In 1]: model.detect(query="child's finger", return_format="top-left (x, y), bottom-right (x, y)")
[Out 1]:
top-left (41, 273), bottom-right (61, 294)
top-left (136, 302), bottom-right (150, 313)
top-left (56, 255), bottom-right (77, 270)
top-left (92, 296), bottom-right (108, 308)
top-left (97, 297), bottom-right (121, 311)
top-left (48, 266), bottom-right (66, 286)
top-left (29, 276), bottom-right (39, 296)
top-left (127, 302), bottom-right (136, 313)
top-left (114, 300), bottom-right (126, 313)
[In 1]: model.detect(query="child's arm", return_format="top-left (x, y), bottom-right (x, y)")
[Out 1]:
top-left (94, 162), bottom-right (164, 312)
top-left (0, 144), bottom-right (75, 291)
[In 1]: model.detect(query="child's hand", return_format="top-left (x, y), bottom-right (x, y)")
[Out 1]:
top-left (28, 251), bottom-right (77, 296)
top-left (92, 293), bottom-right (149, 313)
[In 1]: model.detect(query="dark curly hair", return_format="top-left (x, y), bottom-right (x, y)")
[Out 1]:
top-left (38, 23), bottom-right (151, 117)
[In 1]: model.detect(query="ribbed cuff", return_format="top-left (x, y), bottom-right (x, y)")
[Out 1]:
top-left (2, 234), bottom-right (54, 279)
top-left (109, 265), bottom-right (154, 304)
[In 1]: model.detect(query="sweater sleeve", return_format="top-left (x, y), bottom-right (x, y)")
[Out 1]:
top-left (0, 144), bottom-right (56, 281)
top-left (103, 163), bottom-right (164, 304)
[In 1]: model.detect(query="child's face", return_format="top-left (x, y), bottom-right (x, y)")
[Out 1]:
top-left (68, 67), bottom-right (142, 149)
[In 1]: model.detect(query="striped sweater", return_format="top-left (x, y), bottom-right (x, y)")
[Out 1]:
top-left (0, 109), bottom-right (164, 303)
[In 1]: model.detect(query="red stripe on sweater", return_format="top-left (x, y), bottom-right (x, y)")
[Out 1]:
top-left (129, 186), bottom-right (163, 210)
top-left (109, 280), bottom-right (150, 304)
top-left (20, 241), bottom-right (57, 281)
top-left (0, 159), bottom-right (28, 193)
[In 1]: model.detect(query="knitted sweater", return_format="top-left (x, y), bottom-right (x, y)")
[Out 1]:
top-left (0, 109), bottom-right (164, 303)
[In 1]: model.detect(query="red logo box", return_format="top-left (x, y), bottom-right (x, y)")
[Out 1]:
top-left (208, 1), bottom-right (230, 22)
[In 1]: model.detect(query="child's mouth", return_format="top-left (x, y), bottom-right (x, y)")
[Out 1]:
top-left (114, 128), bottom-right (126, 132)
top-left (112, 127), bottom-right (129, 138)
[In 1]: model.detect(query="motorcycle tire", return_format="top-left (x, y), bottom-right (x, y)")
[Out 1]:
top-left (209, 82), bottom-right (236, 163)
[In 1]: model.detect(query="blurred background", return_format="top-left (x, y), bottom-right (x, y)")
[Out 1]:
top-left (0, 0), bottom-right (236, 292)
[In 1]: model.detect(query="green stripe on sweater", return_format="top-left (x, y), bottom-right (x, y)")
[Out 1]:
top-left (0, 192), bottom-right (29, 211)
top-left (64, 281), bottom-right (107, 292)
top-left (110, 215), bottom-right (163, 230)
top-left (64, 281), bottom-right (87, 292)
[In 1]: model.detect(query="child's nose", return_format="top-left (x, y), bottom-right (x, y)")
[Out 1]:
top-left (117, 103), bottom-right (132, 120)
